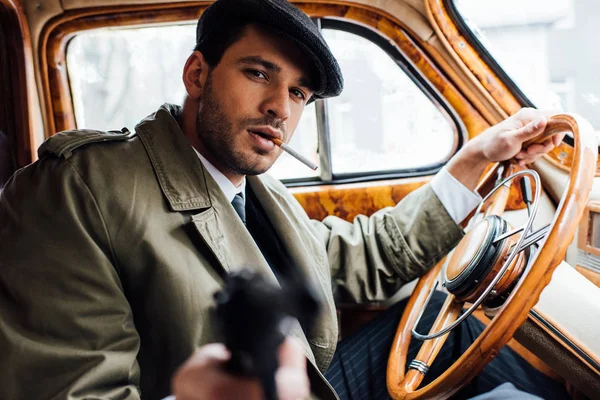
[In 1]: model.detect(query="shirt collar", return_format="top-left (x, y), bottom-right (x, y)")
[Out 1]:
top-left (193, 148), bottom-right (246, 202)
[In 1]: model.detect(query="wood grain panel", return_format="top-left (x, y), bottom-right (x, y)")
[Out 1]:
top-left (291, 177), bottom-right (429, 221)
top-left (0, 0), bottom-right (35, 168)
top-left (293, 165), bottom-right (530, 223)
top-left (426, 0), bottom-right (521, 117)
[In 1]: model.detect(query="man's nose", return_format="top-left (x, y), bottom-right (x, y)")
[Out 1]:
top-left (260, 86), bottom-right (291, 121)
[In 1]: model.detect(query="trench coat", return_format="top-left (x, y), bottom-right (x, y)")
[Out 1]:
top-left (0, 104), bottom-right (463, 399)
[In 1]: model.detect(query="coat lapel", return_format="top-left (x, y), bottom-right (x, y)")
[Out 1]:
top-left (189, 178), bottom-right (320, 365)
top-left (135, 104), bottom-right (274, 281)
top-left (189, 174), bottom-right (277, 283)
top-left (248, 176), bottom-right (339, 371)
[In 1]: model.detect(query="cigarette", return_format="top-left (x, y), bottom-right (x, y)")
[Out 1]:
top-left (271, 138), bottom-right (318, 171)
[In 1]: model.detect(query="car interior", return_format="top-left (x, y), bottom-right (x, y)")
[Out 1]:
top-left (1, 0), bottom-right (599, 398)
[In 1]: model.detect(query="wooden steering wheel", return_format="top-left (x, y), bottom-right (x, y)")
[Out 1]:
top-left (386, 114), bottom-right (598, 399)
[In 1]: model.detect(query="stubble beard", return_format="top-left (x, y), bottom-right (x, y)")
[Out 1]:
top-left (195, 73), bottom-right (281, 177)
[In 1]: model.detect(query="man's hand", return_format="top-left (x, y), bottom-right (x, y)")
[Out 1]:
top-left (447, 108), bottom-right (564, 191)
top-left (172, 338), bottom-right (310, 400)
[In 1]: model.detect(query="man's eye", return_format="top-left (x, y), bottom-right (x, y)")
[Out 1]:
top-left (291, 89), bottom-right (306, 101)
top-left (247, 69), bottom-right (267, 80)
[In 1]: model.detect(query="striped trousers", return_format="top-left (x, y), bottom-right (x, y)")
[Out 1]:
top-left (324, 291), bottom-right (570, 400)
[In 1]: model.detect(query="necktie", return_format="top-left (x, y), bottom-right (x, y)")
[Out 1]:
top-left (231, 192), bottom-right (246, 225)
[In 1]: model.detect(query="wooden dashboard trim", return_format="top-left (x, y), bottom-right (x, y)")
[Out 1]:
top-left (0, 0), bottom-right (36, 167)
top-left (290, 176), bottom-right (430, 221)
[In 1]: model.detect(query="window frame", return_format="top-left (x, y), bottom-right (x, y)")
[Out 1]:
top-left (444, 0), bottom-right (534, 109)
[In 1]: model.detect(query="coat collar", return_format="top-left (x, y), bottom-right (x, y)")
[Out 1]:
top-left (135, 103), bottom-right (212, 212)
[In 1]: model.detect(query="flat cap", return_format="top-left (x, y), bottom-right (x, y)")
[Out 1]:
top-left (196, 0), bottom-right (344, 100)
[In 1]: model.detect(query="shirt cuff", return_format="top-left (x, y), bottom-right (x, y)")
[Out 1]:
top-left (430, 167), bottom-right (482, 224)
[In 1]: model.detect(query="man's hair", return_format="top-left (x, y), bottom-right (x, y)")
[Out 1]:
top-left (194, 16), bottom-right (249, 67)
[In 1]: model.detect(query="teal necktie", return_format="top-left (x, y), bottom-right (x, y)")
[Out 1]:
top-left (231, 192), bottom-right (246, 225)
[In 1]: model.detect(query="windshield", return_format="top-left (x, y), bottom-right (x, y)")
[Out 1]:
top-left (454, 0), bottom-right (600, 136)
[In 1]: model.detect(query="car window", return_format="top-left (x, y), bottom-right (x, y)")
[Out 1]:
top-left (67, 25), bottom-right (194, 132)
top-left (323, 28), bottom-right (456, 175)
top-left (66, 20), bottom-right (458, 182)
top-left (453, 0), bottom-right (600, 134)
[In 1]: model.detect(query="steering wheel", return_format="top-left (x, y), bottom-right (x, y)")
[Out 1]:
top-left (386, 114), bottom-right (598, 399)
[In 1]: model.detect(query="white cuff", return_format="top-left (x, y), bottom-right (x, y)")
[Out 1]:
top-left (430, 167), bottom-right (482, 224)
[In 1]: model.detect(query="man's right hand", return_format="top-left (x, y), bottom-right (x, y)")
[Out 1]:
top-left (172, 338), bottom-right (310, 400)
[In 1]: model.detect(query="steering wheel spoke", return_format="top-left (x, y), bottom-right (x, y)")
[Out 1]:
top-left (404, 294), bottom-right (463, 392)
top-left (492, 224), bottom-right (526, 244)
top-left (517, 223), bottom-right (551, 251)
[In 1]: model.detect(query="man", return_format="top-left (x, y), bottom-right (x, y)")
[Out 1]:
top-left (0, 0), bottom-right (566, 399)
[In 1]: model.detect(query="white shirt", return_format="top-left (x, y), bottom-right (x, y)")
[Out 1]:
top-left (193, 148), bottom-right (245, 201)
top-left (430, 167), bottom-right (482, 224)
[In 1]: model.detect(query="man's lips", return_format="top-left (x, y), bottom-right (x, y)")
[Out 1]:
top-left (247, 130), bottom-right (277, 151)
top-left (247, 126), bottom-right (283, 141)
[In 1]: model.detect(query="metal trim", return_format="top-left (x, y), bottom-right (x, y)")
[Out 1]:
top-left (529, 309), bottom-right (600, 373)
top-left (315, 98), bottom-right (333, 182)
top-left (408, 359), bottom-right (430, 375)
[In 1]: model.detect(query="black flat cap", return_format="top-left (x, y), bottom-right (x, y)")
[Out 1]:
top-left (196, 0), bottom-right (343, 100)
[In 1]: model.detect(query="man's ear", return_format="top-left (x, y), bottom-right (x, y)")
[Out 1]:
top-left (182, 51), bottom-right (211, 99)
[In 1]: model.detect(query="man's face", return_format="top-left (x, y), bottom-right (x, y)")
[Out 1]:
top-left (195, 25), bottom-right (314, 178)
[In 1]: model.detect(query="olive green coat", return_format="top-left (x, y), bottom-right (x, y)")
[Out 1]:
top-left (0, 104), bottom-right (463, 400)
